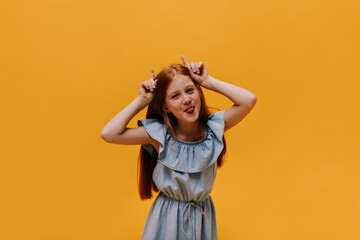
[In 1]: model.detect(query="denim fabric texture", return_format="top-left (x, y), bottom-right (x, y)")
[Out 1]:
top-left (137, 110), bottom-right (225, 240)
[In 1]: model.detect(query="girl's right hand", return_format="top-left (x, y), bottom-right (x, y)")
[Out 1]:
top-left (138, 68), bottom-right (158, 104)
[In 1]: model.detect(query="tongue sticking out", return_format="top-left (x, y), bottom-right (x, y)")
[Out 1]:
top-left (186, 107), bottom-right (194, 113)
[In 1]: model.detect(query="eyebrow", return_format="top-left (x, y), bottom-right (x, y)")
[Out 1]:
top-left (168, 84), bottom-right (195, 96)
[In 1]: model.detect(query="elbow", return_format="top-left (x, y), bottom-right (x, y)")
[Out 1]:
top-left (251, 96), bottom-right (257, 107)
top-left (246, 95), bottom-right (257, 109)
top-left (100, 131), bottom-right (112, 143)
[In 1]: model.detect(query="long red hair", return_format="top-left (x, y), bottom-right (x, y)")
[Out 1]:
top-left (138, 64), bottom-right (227, 200)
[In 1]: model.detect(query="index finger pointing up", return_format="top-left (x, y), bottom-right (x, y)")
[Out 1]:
top-left (150, 68), bottom-right (155, 80)
top-left (181, 55), bottom-right (190, 68)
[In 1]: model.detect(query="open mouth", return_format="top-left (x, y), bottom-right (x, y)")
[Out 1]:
top-left (185, 106), bottom-right (194, 113)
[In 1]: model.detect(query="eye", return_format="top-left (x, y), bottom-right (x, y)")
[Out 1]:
top-left (171, 94), bottom-right (179, 99)
top-left (187, 88), bottom-right (194, 93)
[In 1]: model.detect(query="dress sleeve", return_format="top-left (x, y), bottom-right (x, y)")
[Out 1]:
top-left (207, 110), bottom-right (226, 143)
top-left (137, 118), bottom-right (167, 159)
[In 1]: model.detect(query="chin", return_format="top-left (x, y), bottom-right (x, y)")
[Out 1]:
top-left (183, 112), bottom-right (200, 122)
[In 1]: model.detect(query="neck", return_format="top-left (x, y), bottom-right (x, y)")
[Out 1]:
top-left (174, 121), bottom-right (205, 141)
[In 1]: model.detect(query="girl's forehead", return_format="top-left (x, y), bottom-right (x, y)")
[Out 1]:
top-left (167, 75), bottom-right (194, 90)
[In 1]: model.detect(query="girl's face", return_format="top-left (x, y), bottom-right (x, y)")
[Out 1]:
top-left (162, 74), bottom-right (201, 125)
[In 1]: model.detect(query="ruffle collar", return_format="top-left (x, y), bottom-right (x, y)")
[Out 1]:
top-left (138, 111), bottom-right (225, 173)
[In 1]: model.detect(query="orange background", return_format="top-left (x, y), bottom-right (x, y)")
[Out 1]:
top-left (1, 0), bottom-right (359, 239)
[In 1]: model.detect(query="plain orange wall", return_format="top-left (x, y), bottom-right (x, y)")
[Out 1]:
top-left (1, 0), bottom-right (359, 239)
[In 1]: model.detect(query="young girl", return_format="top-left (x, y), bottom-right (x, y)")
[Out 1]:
top-left (100, 55), bottom-right (257, 240)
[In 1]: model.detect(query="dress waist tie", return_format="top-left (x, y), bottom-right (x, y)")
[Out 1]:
top-left (160, 192), bottom-right (207, 240)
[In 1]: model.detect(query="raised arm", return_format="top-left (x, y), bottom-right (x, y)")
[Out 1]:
top-left (100, 69), bottom-right (159, 145)
top-left (181, 55), bottom-right (257, 132)
top-left (202, 76), bottom-right (257, 131)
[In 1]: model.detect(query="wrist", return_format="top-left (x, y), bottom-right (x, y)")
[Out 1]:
top-left (202, 76), bottom-right (214, 89)
top-left (136, 95), bottom-right (151, 108)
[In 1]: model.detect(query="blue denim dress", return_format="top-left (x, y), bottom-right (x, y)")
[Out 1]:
top-left (137, 110), bottom-right (225, 240)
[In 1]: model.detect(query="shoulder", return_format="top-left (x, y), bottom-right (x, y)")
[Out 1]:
top-left (137, 118), bottom-right (167, 153)
top-left (207, 110), bottom-right (226, 143)
top-left (208, 110), bottom-right (226, 122)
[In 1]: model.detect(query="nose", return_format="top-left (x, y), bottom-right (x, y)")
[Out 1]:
top-left (182, 94), bottom-right (191, 105)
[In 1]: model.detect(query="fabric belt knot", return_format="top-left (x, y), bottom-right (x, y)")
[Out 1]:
top-left (182, 200), bottom-right (205, 239)
top-left (159, 192), bottom-right (208, 240)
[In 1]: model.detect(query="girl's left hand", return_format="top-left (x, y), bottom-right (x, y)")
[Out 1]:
top-left (181, 55), bottom-right (209, 87)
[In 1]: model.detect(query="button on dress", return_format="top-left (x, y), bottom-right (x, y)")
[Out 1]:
top-left (137, 110), bottom-right (225, 240)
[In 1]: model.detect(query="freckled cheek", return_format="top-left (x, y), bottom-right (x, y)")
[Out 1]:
top-left (195, 94), bottom-right (201, 104)
top-left (174, 101), bottom-right (182, 110)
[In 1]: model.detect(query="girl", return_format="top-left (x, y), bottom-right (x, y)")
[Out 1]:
top-left (100, 55), bottom-right (257, 240)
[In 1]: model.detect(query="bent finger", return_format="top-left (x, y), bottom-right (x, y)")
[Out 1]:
top-left (199, 62), bottom-right (204, 69)
top-left (151, 80), bottom-right (156, 89)
top-left (195, 62), bottom-right (200, 74)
